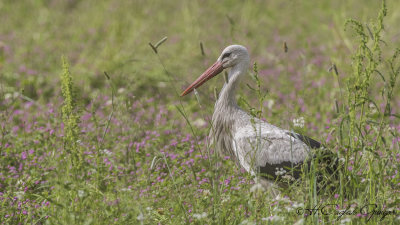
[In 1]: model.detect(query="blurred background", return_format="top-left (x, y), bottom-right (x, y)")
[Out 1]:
top-left (2, 0), bottom-right (399, 130)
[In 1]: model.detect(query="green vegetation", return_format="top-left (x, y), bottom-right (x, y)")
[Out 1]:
top-left (0, 0), bottom-right (399, 224)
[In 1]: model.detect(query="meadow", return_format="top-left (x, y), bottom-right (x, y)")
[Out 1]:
top-left (1, 0), bottom-right (400, 224)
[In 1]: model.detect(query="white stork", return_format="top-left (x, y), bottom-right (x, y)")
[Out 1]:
top-left (181, 45), bottom-right (335, 192)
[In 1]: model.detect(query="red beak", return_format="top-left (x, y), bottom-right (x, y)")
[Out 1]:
top-left (180, 61), bottom-right (224, 96)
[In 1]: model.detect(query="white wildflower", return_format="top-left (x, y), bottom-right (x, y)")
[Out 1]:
top-left (292, 202), bottom-right (304, 208)
top-left (101, 149), bottom-right (112, 156)
top-left (106, 99), bottom-right (112, 106)
top-left (192, 212), bottom-right (207, 219)
top-left (369, 103), bottom-right (377, 114)
top-left (203, 189), bottom-right (211, 196)
top-left (274, 194), bottom-right (282, 201)
top-left (285, 206), bottom-right (294, 212)
top-left (15, 191), bottom-right (25, 199)
top-left (193, 118), bottom-right (207, 127)
top-left (16, 179), bottom-right (23, 186)
top-left (282, 174), bottom-right (295, 181)
top-left (78, 190), bottom-right (86, 198)
top-left (250, 183), bottom-right (265, 193)
top-left (117, 88), bottom-right (125, 93)
top-left (273, 194), bottom-right (290, 203)
top-left (266, 99), bottom-right (275, 109)
top-left (340, 217), bottom-right (351, 224)
top-left (275, 167), bottom-right (287, 176)
top-left (293, 117), bottom-right (305, 128)
top-left (221, 194), bottom-right (230, 203)
top-left (4, 93), bottom-right (12, 100)
top-left (262, 215), bottom-right (283, 221)
top-left (239, 219), bottom-right (256, 225)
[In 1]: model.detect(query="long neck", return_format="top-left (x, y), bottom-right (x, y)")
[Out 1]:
top-left (216, 62), bottom-right (247, 108)
top-left (210, 63), bottom-right (248, 158)
top-left (211, 62), bottom-right (248, 159)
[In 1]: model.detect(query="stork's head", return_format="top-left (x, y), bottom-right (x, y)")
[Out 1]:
top-left (180, 45), bottom-right (249, 96)
top-left (218, 45), bottom-right (250, 69)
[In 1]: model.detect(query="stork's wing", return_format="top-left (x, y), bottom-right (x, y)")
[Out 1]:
top-left (286, 131), bottom-right (339, 179)
top-left (286, 131), bottom-right (321, 149)
top-left (232, 124), bottom-right (313, 179)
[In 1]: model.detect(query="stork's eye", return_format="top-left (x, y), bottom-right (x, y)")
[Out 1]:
top-left (222, 52), bottom-right (231, 59)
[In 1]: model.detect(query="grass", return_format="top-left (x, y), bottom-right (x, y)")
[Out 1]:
top-left (0, 0), bottom-right (400, 224)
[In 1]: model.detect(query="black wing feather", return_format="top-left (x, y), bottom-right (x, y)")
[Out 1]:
top-left (286, 132), bottom-right (321, 149)
top-left (259, 132), bottom-right (339, 191)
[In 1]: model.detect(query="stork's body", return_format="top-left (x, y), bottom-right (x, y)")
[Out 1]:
top-left (181, 45), bottom-right (328, 189)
